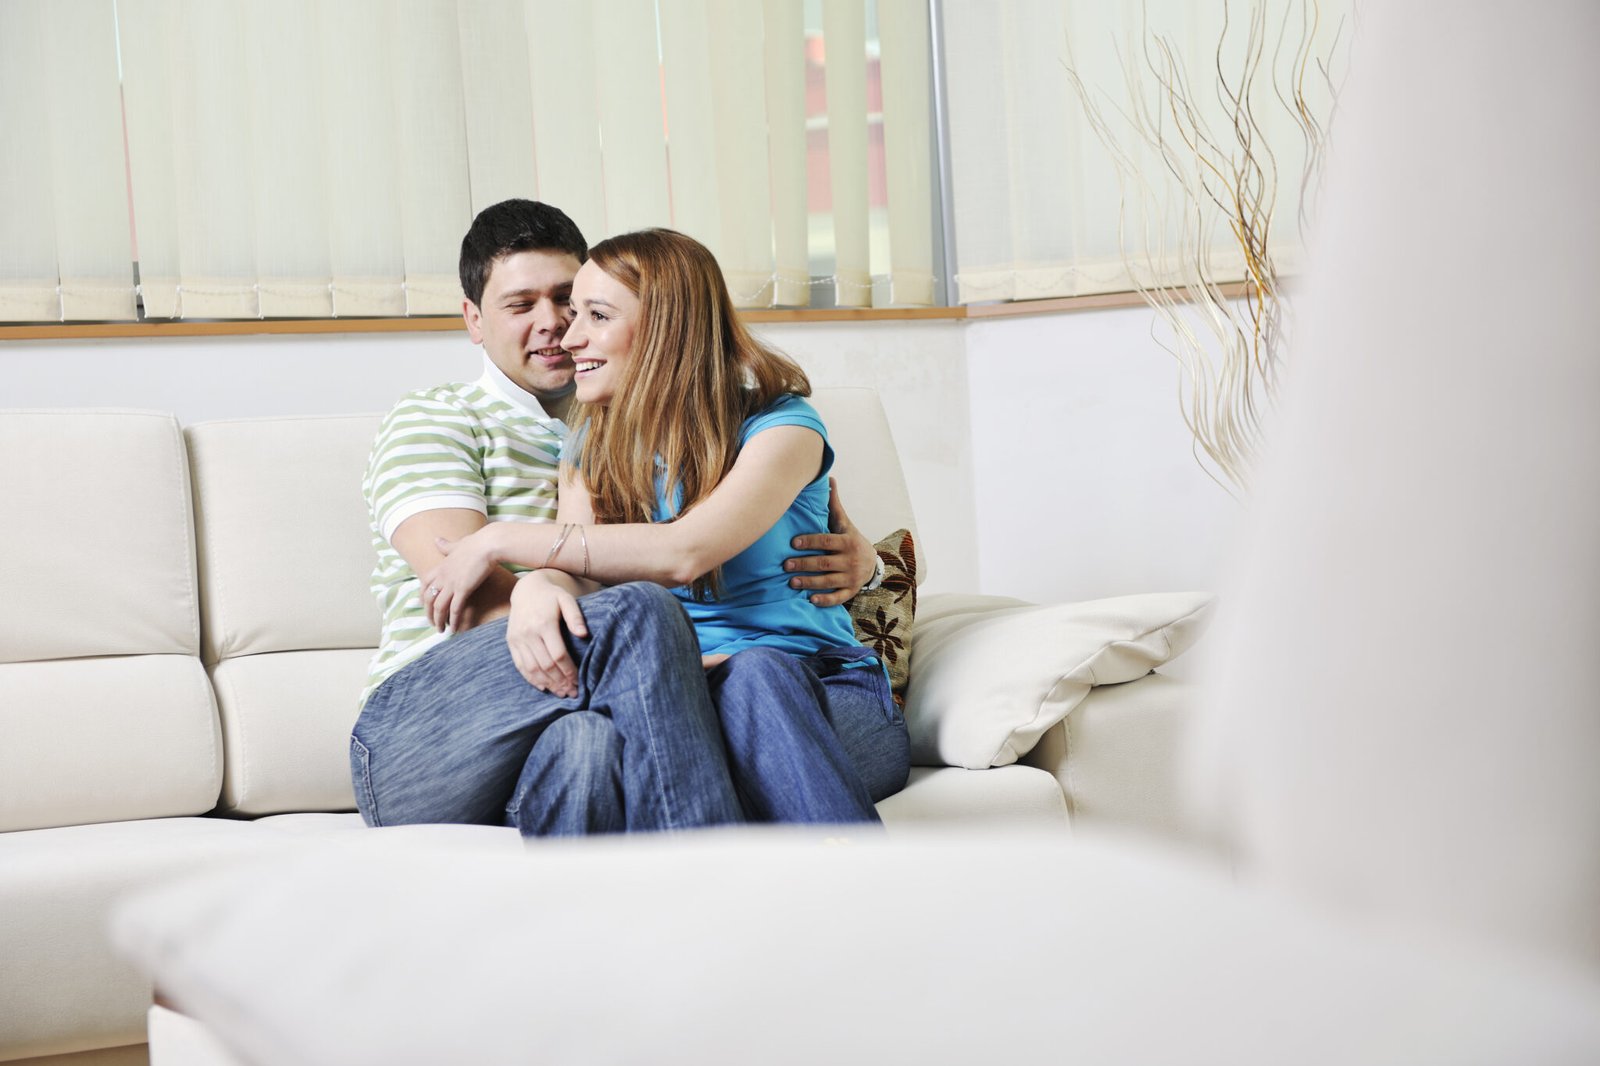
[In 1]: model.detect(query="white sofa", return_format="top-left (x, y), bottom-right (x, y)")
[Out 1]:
top-left (52, 7), bottom-right (1600, 1061)
top-left (0, 388), bottom-right (1207, 1065)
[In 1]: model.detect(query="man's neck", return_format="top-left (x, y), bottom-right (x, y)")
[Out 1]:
top-left (540, 390), bottom-right (575, 424)
top-left (476, 354), bottom-right (573, 424)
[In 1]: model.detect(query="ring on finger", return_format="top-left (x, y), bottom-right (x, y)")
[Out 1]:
top-left (427, 585), bottom-right (440, 598)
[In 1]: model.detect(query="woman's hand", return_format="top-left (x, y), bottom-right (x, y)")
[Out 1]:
top-left (421, 527), bottom-right (502, 632)
top-left (506, 572), bottom-right (589, 696)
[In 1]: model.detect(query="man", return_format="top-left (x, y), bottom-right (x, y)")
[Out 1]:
top-left (351, 199), bottom-right (879, 837)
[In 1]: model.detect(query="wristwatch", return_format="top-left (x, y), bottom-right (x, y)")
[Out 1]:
top-left (862, 553), bottom-right (887, 591)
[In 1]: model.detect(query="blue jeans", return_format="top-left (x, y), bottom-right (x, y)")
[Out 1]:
top-left (706, 645), bottom-right (909, 824)
top-left (350, 582), bottom-right (744, 837)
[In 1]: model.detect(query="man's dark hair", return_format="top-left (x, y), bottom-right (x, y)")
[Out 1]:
top-left (459, 199), bottom-right (588, 307)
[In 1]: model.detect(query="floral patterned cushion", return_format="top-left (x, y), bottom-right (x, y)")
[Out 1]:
top-left (848, 529), bottom-right (916, 705)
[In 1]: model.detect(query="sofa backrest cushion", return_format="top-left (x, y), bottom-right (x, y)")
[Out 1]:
top-left (0, 409), bottom-right (221, 831)
top-left (187, 415), bottom-right (383, 816)
top-left (2, 409), bottom-right (201, 663)
top-left (807, 389), bottom-right (921, 583)
top-left (188, 415), bottom-right (383, 663)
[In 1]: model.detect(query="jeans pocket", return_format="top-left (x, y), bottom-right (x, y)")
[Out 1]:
top-left (349, 735), bottom-right (381, 827)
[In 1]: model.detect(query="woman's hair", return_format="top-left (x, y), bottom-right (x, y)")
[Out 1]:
top-left (568, 228), bottom-right (810, 598)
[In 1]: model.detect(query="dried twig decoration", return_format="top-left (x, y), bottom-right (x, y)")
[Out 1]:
top-left (1065, 1), bottom-right (1350, 494)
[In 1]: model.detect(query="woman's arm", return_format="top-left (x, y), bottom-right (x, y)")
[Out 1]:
top-left (423, 425), bottom-right (822, 632)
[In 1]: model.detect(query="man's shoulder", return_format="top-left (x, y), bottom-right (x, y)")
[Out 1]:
top-left (383, 380), bottom-right (483, 419)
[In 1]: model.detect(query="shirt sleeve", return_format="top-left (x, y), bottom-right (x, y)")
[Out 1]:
top-left (364, 391), bottom-right (490, 544)
top-left (739, 394), bottom-right (834, 484)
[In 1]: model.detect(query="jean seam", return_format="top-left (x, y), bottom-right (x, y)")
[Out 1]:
top-left (350, 735), bottom-right (381, 827)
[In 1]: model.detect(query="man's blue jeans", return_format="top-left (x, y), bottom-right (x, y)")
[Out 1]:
top-left (350, 582), bottom-right (744, 836)
top-left (706, 645), bottom-right (909, 824)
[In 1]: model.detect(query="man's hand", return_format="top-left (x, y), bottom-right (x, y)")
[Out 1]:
top-left (505, 572), bottom-right (588, 696)
top-left (783, 477), bottom-right (878, 608)
top-left (422, 527), bottom-right (503, 632)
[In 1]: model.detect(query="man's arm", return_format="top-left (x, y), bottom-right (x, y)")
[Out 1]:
top-left (392, 508), bottom-right (518, 631)
top-left (782, 477), bottom-right (879, 608)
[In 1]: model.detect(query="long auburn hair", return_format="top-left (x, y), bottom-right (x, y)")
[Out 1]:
top-left (568, 228), bottom-right (811, 598)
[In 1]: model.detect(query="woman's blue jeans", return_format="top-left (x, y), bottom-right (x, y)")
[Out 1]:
top-left (706, 645), bottom-right (909, 824)
top-left (351, 582), bottom-right (744, 836)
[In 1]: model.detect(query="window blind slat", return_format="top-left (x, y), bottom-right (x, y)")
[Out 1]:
top-left (526, 0), bottom-right (605, 246)
top-left (707, 0), bottom-right (776, 308)
top-left (0, 3), bottom-right (64, 322)
top-left (459, 1), bottom-right (539, 218)
top-left (320, 0), bottom-right (407, 317)
top-left (246, 0), bottom-right (333, 318)
top-left (592, 0), bottom-right (670, 236)
top-left (763, 0), bottom-right (809, 307)
top-left (45, 0), bottom-right (136, 321)
top-left (388, 1), bottom-right (472, 315)
top-left (661, 0), bottom-right (723, 251)
top-left (822, 0), bottom-right (870, 308)
top-left (877, 0), bottom-right (934, 307)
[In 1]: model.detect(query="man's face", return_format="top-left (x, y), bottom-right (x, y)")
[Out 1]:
top-left (463, 249), bottom-right (583, 401)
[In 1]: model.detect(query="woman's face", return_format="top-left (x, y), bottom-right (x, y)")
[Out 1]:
top-left (563, 260), bottom-right (641, 407)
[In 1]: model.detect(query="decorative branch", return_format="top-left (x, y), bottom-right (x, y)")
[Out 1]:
top-left (1064, 0), bottom-right (1350, 495)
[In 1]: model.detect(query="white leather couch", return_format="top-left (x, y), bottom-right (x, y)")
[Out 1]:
top-left (0, 388), bottom-right (1206, 1065)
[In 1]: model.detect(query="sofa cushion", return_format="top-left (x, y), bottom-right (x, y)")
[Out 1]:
top-left (846, 528), bottom-right (917, 703)
top-left (0, 656), bottom-right (220, 833)
top-left (0, 408), bottom-right (200, 663)
top-left (875, 765), bottom-right (1068, 826)
top-left (906, 591), bottom-right (1212, 769)
top-left (112, 831), bottom-right (1600, 1066)
top-left (186, 415), bottom-right (382, 663)
top-left (210, 649), bottom-right (370, 816)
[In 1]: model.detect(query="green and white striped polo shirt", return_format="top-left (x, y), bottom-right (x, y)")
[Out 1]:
top-left (360, 357), bottom-right (566, 706)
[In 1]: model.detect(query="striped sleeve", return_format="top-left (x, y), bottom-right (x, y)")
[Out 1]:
top-left (364, 390), bottom-right (488, 543)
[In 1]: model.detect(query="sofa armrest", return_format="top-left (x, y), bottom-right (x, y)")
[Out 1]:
top-left (1021, 672), bottom-right (1198, 843)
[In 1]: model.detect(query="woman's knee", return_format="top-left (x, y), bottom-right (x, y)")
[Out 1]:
top-left (530, 712), bottom-right (623, 774)
top-left (587, 582), bottom-right (695, 645)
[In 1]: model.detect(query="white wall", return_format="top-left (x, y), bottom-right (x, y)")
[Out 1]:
top-left (2, 305), bottom-right (1238, 602)
top-left (964, 305), bottom-right (1240, 604)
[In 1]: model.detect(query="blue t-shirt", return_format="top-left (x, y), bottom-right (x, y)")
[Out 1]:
top-left (654, 394), bottom-right (863, 658)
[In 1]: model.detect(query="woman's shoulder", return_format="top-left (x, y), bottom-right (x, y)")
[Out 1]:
top-left (740, 392), bottom-right (824, 442)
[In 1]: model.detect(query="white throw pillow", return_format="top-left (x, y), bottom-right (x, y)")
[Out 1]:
top-left (905, 592), bottom-right (1213, 769)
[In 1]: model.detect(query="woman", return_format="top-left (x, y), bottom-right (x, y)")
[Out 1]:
top-left (424, 228), bottom-right (908, 823)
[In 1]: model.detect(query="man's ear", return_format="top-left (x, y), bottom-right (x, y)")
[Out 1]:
top-left (463, 298), bottom-right (484, 344)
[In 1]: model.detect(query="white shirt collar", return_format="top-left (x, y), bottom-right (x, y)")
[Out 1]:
top-left (475, 353), bottom-right (570, 427)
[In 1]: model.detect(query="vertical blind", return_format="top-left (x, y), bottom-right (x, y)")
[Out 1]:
top-left (0, 0), bottom-right (134, 321)
top-left (0, 0), bottom-right (937, 322)
top-left (943, 0), bottom-right (1349, 304)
